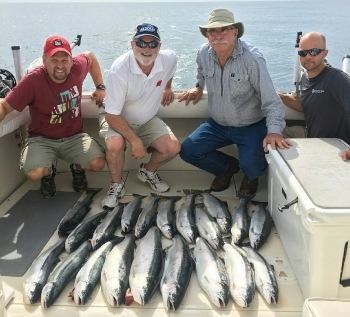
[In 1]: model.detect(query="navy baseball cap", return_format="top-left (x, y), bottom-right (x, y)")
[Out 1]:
top-left (133, 23), bottom-right (161, 41)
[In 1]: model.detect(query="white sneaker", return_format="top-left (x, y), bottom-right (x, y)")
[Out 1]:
top-left (101, 182), bottom-right (126, 209)
top-left (137, 163), bottom-right (170, 193)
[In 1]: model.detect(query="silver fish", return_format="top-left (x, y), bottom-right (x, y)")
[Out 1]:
top-left (23, 238), bottom-right (65, 304)
top-left (134, 195), bottom-right (159, 239)
top-left (176, 194), bottom-right (197, 244)
top-left (242, 246), bottom-right (279, 305)
top-left (41, 241), bottom-right (91, 309)
top-left (193, 237), bottom-right (229, 308)
top-left (73, 240), bottom-right (117, 304)
top-left (91, 205), bottom-right (123, 250)
top-left (249, 204), bottom-right (273, 249)
top-left (195, 204), bottom-right (223, 250)
top-left (156, 197), bottom-right (178, 239)
top-left (57, 188), bottom-right (101, 236)
top-left (65, 211), bottom-right (107, 253)
top-left (129, 227), bottom-right (163, 305)
top-left (201, 193), bottom-right (231, 234)
top-left (160, 235), bottom-right (192, 311)
top-left (231, 197), bottom-right (250, 245)
top-left (121, 195), bottom-right (143, 233)
top-left (101, 234), bottom-right (135, 306)
top-left (223, 243), bottom-right (255, 307)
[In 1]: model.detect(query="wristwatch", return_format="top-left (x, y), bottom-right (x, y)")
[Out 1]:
top-left (96, 83), bottom-right (106, 90)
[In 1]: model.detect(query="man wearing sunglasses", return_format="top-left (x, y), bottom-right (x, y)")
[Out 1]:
top-left (280, 32), bottom-right (350, 159)
top-left (100, 23), bottom-right (179, 209)
top-left (178, 8), bottom-right (288, 197)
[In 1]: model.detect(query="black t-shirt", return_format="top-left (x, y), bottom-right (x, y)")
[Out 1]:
top-left (300, 65), bottom-right (350, 144)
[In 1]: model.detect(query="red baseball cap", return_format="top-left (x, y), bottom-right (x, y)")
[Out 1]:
top-left (43, 35), bottom-right (72, 57)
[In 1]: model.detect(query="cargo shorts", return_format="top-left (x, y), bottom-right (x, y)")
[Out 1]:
top-left (20, 133), bottom-right (105, 173)
top-left (99, 115), bottom-right (173, 149)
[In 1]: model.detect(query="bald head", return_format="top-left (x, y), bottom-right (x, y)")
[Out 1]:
top-left (299, 32), bottom-right (328, 77)
top-left (300, 32), bottom-right (326, 50)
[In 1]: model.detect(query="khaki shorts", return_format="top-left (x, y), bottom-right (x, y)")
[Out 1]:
top-left (99, 115), bottom-right (173, 149)
top-left (20, 133), bottom-right (105, 173)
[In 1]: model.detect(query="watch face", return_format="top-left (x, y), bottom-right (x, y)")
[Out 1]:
top-left (96, 84), bottom-right (105, 90)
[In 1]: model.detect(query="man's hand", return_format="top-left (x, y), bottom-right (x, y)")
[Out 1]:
top-left (91, 89), bottom-right (105, 106)
top-left (178, 87), bottom-right (203, 105)
top-left (161, 88), bottom-right (175, 106)
top-left (130, 137), bottom-right (146, 159)
top-left (340, 149), bottom-right (350, 161)
top-left (263, 133), bottom-right (291, 150)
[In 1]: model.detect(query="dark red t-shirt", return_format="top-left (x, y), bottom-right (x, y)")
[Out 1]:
top-left (6, 54), bottom-right (89, 139)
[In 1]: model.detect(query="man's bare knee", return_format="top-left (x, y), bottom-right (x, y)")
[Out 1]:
top-left (26, 167), bottom-right (49, 181)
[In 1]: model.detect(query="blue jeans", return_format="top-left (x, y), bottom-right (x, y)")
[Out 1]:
top-left (180, 118), bottom-right (267, 180)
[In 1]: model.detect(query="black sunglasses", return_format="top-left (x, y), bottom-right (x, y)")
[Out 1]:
top-left (135, 39), bottom-right (160, 49)
top-left (298, 48), bottom-right (325, 57)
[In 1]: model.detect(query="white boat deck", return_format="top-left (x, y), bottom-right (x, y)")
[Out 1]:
top-left (0, 169), bottom-right (305, 317)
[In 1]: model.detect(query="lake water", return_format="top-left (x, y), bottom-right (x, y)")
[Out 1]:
top-left (0, 1), bottom-right (349, 91)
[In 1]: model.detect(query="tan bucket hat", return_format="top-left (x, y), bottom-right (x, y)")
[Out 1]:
top-left (199, 8), bottom-right (244, 38)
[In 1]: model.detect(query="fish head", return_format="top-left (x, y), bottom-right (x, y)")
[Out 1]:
top-left (160, 225), bottom-right (173, 239)
top-left (166, 296), bottom-right (177, 311)
top-left (208, 287), bottom-right (229, 308)
top-left (41, 282), bottom-right (56, 309)
top-left (23, 282), bottom-right (41, 304)
top-left (261, 284), bottom-right (278, 305)
top-left (232, 287), bottom-right (250, 308)
top-left (73, 281), bottom-right (89, 305)
top-left (101, 278), bottom-right (122, 307)
top-left (121, 223), bottom-right (130, 234)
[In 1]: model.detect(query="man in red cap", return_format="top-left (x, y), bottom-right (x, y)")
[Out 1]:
top-left (0, 35), bottom-right (106, 198)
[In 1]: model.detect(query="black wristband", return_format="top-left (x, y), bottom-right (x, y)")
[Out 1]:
top-left (96, 83), bottom-right (106, 90)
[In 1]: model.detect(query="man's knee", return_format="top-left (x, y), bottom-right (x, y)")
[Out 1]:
top-left (240, 154), bottom-right (267, 179)
top-left (179, 138), bottom-right (193, 161)
top-left (105, 137), bottom-right (125, 154)
top-left (165, 139), bottom-right (181, 157)
top-left (89, 157), bottom-right (105, 171)
top-left (25, 167), bottom-right (49, 181)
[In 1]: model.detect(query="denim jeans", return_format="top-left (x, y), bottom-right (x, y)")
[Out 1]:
top-left (180, 118), bottom-right (267, 180)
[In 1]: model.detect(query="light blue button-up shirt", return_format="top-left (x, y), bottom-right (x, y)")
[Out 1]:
top-left (196, 40), bottom-right (285, 134)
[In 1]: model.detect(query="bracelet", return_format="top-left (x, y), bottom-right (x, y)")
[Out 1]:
top-left (96, 83), bottom-right (106, 90)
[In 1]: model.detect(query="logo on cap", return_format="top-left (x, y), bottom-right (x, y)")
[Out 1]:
top-left (53, 39), bottom-right (64, 47)
top-left (134, 23), bottom-right (160, 41)
top-left (140, 25), bottom-right (156, 33)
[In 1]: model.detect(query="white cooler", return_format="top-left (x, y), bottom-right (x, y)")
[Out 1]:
top-left (302, 298), bottom-right (350, 316)
top-left (267, 138), bottom-right (350, 298)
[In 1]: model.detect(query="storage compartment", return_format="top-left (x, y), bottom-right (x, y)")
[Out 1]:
top-left (267, 138), bottom-right (350, 298)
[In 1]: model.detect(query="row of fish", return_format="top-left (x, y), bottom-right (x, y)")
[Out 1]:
top-left (55, 188), bottom-right (273, 254)
top-left (23, 226), bottom-right (278, 310)
top-left (23, 190), bottom-right (276, 310)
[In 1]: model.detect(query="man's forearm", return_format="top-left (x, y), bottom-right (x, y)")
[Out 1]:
top-left (86, 51), bottom-right (104, 87)
top-left (0, 99), bottom-right (14, 122)
top-left (279, 92), bottom-right (303, 112)
top-left (105, 113), bottom-right (138, 144)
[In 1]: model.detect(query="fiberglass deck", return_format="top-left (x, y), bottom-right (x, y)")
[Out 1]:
top-left (0, 169), bottom-right (304, 317)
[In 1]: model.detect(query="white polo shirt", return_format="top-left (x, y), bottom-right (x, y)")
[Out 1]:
top-left (105, 49), bottom-right (177, 125)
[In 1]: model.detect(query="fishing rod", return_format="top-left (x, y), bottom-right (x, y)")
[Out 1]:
top-left (293, 31), bottom-right (302, 96)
